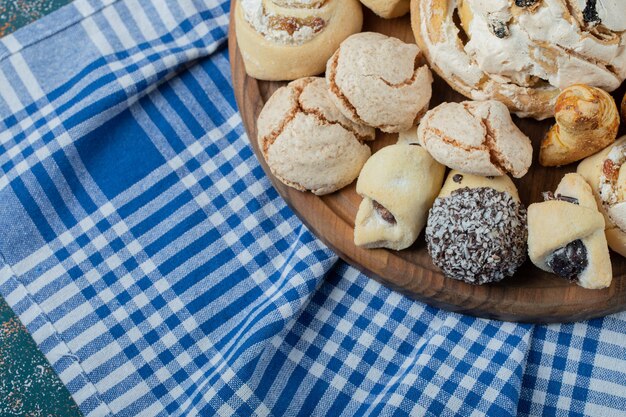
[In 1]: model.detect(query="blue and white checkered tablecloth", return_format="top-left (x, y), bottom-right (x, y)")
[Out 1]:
top-left (0, 0), bottom-right (624, 415)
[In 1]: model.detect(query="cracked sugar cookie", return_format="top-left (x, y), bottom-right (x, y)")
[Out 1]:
top-left (411, 0), bottom-right (626, 119)
top-left (257, 77), bottom-right (375, 195)
top-left (417, 100), bottom-right (533, 178)
top-left (326, 32), bottom-right (433, 133)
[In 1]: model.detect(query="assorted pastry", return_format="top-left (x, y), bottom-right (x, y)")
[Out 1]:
top-left (235, 0), bottom-right (363, 80)
top-left (417, 100), bottom-right (533, 178)
top-left (578, 136), bottom-right (626, 257)
top-left (540, 85), bottom-right (619, 167)
top-left (527, 174), bottom-right (612, 289)
top-left (239, 0), bottom-right (626, 288)
top-left (410, 0), bottom-right (626, 119)
top-left (425, 172), bottom-right (528, 285)
top-left (354, 133), bottom-right (445, 250)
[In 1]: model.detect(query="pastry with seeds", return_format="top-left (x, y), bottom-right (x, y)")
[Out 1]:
top-left (354, 130), bottom-right (445, 251)
top-left (326, 32), bottom-right (433, 133)
top-left (527, 173), bottom-right (611, 289)
top-left (540, 84), bottom-right (620, 167)
top-left (257, 77), bottom-right (374, 195)
top-left (235, 0), bottom-right (363, 81)
top-left (411, 0), bottom-right (626, 119)
top-left (359, 0), bottom-right (410, 18)
top-left (418, 100), bottom-right (533, 178)
top-left (425, 171), bottom-right (528, 285)
top-left (578, 136), bottom-right (626, 257)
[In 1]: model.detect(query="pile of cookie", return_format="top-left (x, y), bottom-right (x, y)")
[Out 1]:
top-left (236, 0), bottom-right (626, 289)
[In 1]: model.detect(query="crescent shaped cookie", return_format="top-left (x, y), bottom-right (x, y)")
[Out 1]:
top-left (540, 84), bottom-right (620, 167)
top-left (235, 0), bottom-right (363, 80)
top-left (410, 0), bottom-right (626, 119)
top-left (360, 0), bottom-right (410, 18)
top-left (578, 136), bottom-right (626, 257)
top-left (257, 77), bottom-right (374, 195)
top-left (528, 173), bottom-right (611, 289)
top-left (354, 141), bottom-right (445, 250)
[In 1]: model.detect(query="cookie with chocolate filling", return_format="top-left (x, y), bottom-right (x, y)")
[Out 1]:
top-left (528, 173), bottom-right (612, 289)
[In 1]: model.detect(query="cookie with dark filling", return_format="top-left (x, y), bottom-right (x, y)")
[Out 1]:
top-left (528, 173), bottom-right (612, 289)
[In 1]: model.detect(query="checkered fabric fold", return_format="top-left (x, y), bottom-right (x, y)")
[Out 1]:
top-left (0, 0), bottom-right (624, 416)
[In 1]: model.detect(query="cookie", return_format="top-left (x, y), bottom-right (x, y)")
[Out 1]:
top-left (418, 100), bottom-right (533, 178)
top-left (425, 172), bottom-right (528, 285)
top-left (578, 136), bottom-right (626, 257)
top-left (359, 0), bottom-right (409, 18)
top-left (354, 140), bottom-right (445, 250)
top-left (257, 77), bottom-right (374, 195)
top-left (540, 85), bottom-right (620, 167)
top-left (528, 173), bottom-right (611, 289)
top-left (411, 0), bottom-right (626, 119)
top-left (235, 0), bottom-right (363, 80)
top-left (326, 32), bottom-right (433, 133)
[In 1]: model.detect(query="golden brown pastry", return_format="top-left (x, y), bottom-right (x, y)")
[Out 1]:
top-left (578, 136), bottom-right (626, 257)
top-left (622, 93), bottom-right (626, 123)
top-left (540, 85), bottom-right (620, 167)
top-left (235, 0), bottom-right (363, 81)
top-left (354, 138), bottom-right (445, 250)
top-left (360, 0), bottom-right (409, 18)
top-left (527, 173), bottom-right (611, 289)
top-left (410, 0), bottom-right (626, 120)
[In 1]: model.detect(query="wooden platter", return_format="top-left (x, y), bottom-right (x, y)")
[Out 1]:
top-left (228, 4), bottom-right (626, 323)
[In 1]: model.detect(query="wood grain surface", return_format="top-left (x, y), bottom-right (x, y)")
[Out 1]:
top-left (228, 3), bottom-right (626, 323)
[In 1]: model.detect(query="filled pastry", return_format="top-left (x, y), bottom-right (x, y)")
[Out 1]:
top-left (354, 136), bottom-right (445, 250)
top-left (425, 171), bottom-right (528, 284)
top-left (418, 100), bottom-right (533, 178)
top-left (235, 0), bottom-right (363, 80)
top-left (326, 32), bottom-right (433, 133)
top-left (578, 136), bottom-right (626, 257)
top-left (360, 0), bottom-right (410, 19)
top-left (257, 77), bottom-right (374, 195)
top-left (540, 85), bottom-right (619, 167)
top-left (622, 93), bottom-right (626, 123)
top-left (410, 0), bottom-right (626, 119)
top-left (527, 173), bottom-right (611, 289)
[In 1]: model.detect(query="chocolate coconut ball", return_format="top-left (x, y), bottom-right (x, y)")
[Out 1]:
top-left (425, 187), bottom-right (528, 285)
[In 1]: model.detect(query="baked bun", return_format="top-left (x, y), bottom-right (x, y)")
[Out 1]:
top-left (528, 173), bottom-right (611, 289)
top-left (235, 0), bottom-right (363, 81)
top-left (540, 85), bottom-right (619, 166)
top-left (257, 77), bottom-right (374, 195)
top-left (418, 100), bottom-right (533, 178)
top-left (622, 93), bottom-right (626, 123)
top-left (425, 172), bottom-right (528, 285)
top-left (578, 136), bottom-right (626, 257)
top-left (360, 0), bottom-right (409, 19)
top-left (326, 32), bottom-right (433, 133)
top-left (354, 138), bottom-right (445, 250)
top-left (410, 0), bottom-right (626, 120)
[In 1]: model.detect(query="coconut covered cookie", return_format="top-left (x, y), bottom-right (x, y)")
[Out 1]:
top-left (257, 77), bottom-right (374, 195)
top-left (425, 172), bottom-right (528, 284)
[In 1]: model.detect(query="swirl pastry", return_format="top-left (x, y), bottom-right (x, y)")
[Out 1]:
top-left (528, 173), bottom-right (611, 289)
top-left (622, 93), bottom-right (626, 122)
top-left (326, 32), bottom-right (433, 133)
top-left (354, 134), bottom-right (445, 250)
top-left (235, 0), bottom-right (363, 80)
top-left (540, 84), bottom-right (620, 166)
top-left (410, 0), bottom-right (626, 119)
top-left (418, 100), bottom-right (533, 178)
top-left (578, 136), bottom-right (626, 257)
top-left (425, 172), bottom-right (528, 285)
top-left (257, 77), bottom-right (374, 195)
top-left (360, 0), bottom-right (410, 18)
